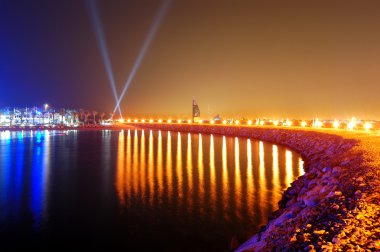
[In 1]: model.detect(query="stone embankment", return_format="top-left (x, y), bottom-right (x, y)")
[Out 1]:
top-left (133, 124), bottom-right (380, 251)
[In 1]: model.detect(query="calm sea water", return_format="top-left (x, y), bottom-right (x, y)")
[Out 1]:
top-left (0, 129), bottom-right (303, 251)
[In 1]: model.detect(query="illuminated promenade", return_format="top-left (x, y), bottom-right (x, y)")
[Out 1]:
top-left (122, 121), bottom-right (380, 251)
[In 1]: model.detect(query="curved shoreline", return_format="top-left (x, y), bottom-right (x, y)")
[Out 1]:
top-left (130, 123), bottom-right (380, 251)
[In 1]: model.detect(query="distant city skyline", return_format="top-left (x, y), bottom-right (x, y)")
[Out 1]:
top-left (1, 0), bottom-right (379, 119)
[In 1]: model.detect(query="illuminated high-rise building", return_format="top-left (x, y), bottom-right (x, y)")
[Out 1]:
top-left (192, 97), bottom-right (200, 123)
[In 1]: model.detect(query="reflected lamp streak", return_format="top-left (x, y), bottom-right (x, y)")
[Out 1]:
top-left (113, 0), bottom-right (171, 113)
top-left (86, 0), bottom-right (122, 117)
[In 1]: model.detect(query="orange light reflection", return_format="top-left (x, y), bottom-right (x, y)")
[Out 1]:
top-left (116, 131), bottom-right (126, 206)
top-left (209, 134), bottom-right (216, 217)
top-left (148, 130), bottom-right (154, 206)
top-left (222, 136), bottom-right (229, 220)
top-left (234, 137), bottom-right (242, 219)
top-left (176, 132), bottom-right (183, 201)
top-left (157, 131), bottom-right (163, 198)
top-left (186, 133), bottom-right (193, 213)
top-left (166, 131), bottom-right (172, 202)
top-left (198, 134), bottom-right (204, 211)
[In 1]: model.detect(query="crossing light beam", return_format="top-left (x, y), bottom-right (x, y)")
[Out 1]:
top-left (113, 0), bottom-right (172, 114)
top-left (86, 0), bottom-right (123, 118)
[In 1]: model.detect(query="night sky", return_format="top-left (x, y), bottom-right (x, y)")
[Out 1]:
top-left (1, 0), bottom-right (380, 119)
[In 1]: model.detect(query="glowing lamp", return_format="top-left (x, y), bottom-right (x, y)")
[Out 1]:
top-left (158, 119), bottom-right (163, 123)
top-left (222, 120), bottom-right (227, 125)
top-left (347, 117), bottom-right (356, 130)
top-left (301, 121), bottom-right (307, 127)
top-left (247, 120), bottom-right (252, 125)
top-left (259, 121), bottom-right (265, 126)
top-left (333, 120), bottom-right (340, 129)
top-left (210, 120), bottom-right (215, 124)
top-left (313, 118), bottom-right (323, 128)
top-left (134, 119), bottom-right (138, 123)
top-left (364, 122), bottom-right (372, 131)
top-left (285, 120), bottom-right (292, 127)
top-left (177, 119), bottom-right (182, 123)
top-left (347, 122), bottom-right (355, 130)
top-left (187, 120), bottom-right (192, 124)
top-left (167, 119), bottom-right (172, 123)
top-left (235, 120), bottom-right (240, 125)
top-left (119, 118), bottom-right (125, 123)
top-left (141, 119), bottom-right (146, 123)
top-left (273, 120), bottom-right (279, 126)
top-left (149, 119), bottom-right (154, 123)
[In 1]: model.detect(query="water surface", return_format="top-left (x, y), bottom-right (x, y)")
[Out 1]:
top-left (0, 129), bottom-right (303, 251)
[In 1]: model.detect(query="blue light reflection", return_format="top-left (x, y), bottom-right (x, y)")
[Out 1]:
top-left (31, 130), bottom-right (50, 230)
top-left (0, 130), bottom-right (51, 230)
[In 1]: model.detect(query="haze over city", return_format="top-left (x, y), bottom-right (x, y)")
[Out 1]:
top-left (1, 0), bottom-right (380, 119)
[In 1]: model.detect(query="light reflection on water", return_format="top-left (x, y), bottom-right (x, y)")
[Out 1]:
top-left (0, 130), bottom-right (52, 231)
top-left (0, 129), bottom-right (304, 251)
top-left (115, 130), bottom-right (304, 230)
top-left (31, 130), bottom-right (50, 230)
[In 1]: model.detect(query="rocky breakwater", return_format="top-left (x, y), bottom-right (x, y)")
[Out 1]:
top-left (132, 124), bottom-right (380, 251)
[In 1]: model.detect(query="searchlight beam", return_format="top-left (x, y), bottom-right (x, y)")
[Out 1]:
top-left (86, 0), bottom-right (123, 118)
top-left (113, 0), bottom-right (171, 114)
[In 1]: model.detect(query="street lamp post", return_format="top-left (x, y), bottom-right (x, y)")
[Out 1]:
top-left (44, 104), bottom-right (49, 125)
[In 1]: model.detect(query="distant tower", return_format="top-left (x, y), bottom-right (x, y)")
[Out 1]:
top-left (192, 97), bottom-right (200, 123)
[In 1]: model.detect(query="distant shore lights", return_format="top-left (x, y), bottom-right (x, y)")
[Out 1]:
top-left (313, 118), bottom-right (323, 128)
top-left (117, 116), bottom-right (378, 133)
top-left (0, 111), bottom-right (378, 132)
top-left (347, 117), bottom-right (357, 130)
top-left (333, 119), bottom-right (340, 129)
top-left (364, 122), bottom-right (372, 131)
top-left (285, 119), bottom-right (292, 127)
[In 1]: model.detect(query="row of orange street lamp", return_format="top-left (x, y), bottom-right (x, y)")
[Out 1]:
top-left (118, 117), bottom-right (377, 131)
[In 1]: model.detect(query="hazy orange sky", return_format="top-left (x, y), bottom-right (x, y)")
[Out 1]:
top-left (1, 0), bottom-right (380, 119)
